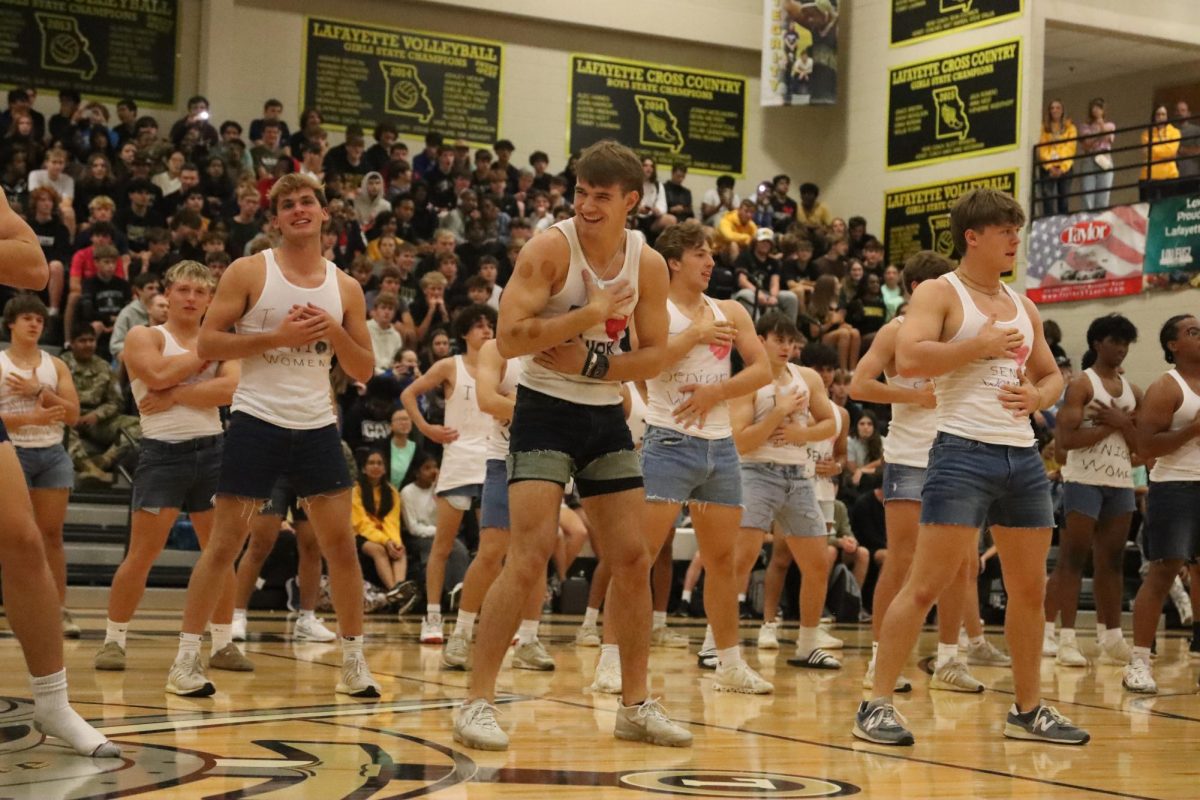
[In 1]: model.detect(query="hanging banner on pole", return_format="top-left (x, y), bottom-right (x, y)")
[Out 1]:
top-left (890, 0), bottom-right (1023, 47)
top-left (761, 0), bottom-right (839, 106)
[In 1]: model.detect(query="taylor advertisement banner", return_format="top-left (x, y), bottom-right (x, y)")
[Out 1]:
top-left (883, 168), bottom-right (1018, 267)
top-left (1025, 205), bottom-right (1148, 304)
top-left (890, 0), bottom-right (1023, 47)
top-left (887, 39), bottom-right (1021, 170)
top-left (761, 0), bottom-right (839, 106)
top-left (1143, 195), bottom-right (1200, 291)
top-left (0, 0), bottom-right (178, 105)
top-left (569, 54), bottom-right (746, 176)
top-left (302, 17), bottom-right (502, 144)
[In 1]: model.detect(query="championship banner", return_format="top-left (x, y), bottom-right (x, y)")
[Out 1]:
top-left (890, 0), bottom-right (1023, 47)
top-left (568, 54), bottom-right (746, 176)
top-left (1144, 195), bottom-right (1200, 291)
top-left (302, 17), bottom-right (502, 144)
top-left (1025, 205), bottom-right (1147, 304)
top-left (0, 0), bottom-right (177, 106)
top-left (883, 169), bottom-right (1018, 266)
top-left (760, 0), bottom-right (839, 106)
top-left (887, 39), bottom-right (1021, 170)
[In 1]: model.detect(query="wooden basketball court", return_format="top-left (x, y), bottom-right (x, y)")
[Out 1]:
top-left (1, 610), bottom-right (1195, 798)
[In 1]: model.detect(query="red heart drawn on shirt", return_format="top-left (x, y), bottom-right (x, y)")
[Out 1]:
top-left (605, 317), bottom-right (628, 341)
top-left (1013, 344), bottom-right (1031, 369)
top-left (709, 343), bottom-right (732, 360)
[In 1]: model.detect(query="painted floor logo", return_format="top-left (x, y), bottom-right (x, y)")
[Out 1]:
top-left (620, 769), bottom-right (859, 797)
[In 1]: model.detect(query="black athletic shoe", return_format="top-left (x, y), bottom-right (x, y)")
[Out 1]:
top-left (787, 648), bottom-right (841, 670)
top-left (696, 648), bottom-right (717, 670)
top-left (1003, 704), bottom-right (1090, 745)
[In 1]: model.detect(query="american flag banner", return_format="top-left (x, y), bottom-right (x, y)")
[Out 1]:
top-left (1024, 203), bottom-right (1148, 304)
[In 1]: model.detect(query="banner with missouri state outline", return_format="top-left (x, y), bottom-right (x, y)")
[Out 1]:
top-left (302, 16), bottom-right (502, 145)
top-left (568, 54), bottom-right (747, 176)
top-left (0, 0), bottom-right (178, 106)
top-left (890, 0), bottom-right (1023, 47)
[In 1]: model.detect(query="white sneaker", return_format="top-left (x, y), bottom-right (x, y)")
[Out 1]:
top-left (650, 625), bottom-right (689, 648)
top-left (590, 659), bottom-right (622, 694)
top-left (1098, 636), bottom-right (1132, 666)
top-left (757, 622), bottom-right (780, 650)
top-left (294, 614), bottom-right (337, 643)
top-left (614, 697), bottom-right (692, 747)
top-left (930, 660), bottom-right (984, 693)
top-left (965, 638), bottom-right (1012, 666)
top-left (1122, 660), bottom-right (1157, 694)
top-left (420, 617), bottom-right (444, 644)
top-left (816, 628), bottom-right (843, 650)
top-left (575, 623), bottom-right (601, 647)
top-left (1055, 640), bottom-right (1088, 667)
top-left (1042, 630), bottom-right (1058, 657)
top-left (441, 632), bottom-right (470, 670)
top-left (714, 661), bottom-right (774, 694)
top-left (1170, 577), bottom-right (1193, 625)
top-left (166, 653), bottom-right (215, 697)
top-left (336, 654), bottom-right (381, 698)
top-left (231, 613), bottom-right (247, 643)
top-left (453, 699), bottom-right (508, 751)
top-left (513, 640), bottom-right (555, 671)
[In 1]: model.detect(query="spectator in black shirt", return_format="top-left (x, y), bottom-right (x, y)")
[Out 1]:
top-left (733, 228), bottom-right (798, 321)
top-left (167, 209), bottom-right (205, 264)
top-left (137, 227), bottom-right (173, 279)
top-left (777, 234), bottom-right (817, 299)
top-left (249, 98), bottom-right (290, 145)
top-left (470, 148), bottom-right (494, 189)
top-left (814, 234), bottom-right (854, 281)
top-left (411, 131), bottom-right (442, 179)
top-left (115, 178), bottom-right (165, 255)
top-left (200, 154), bottom-right (235, 218)
top-left (27, 186), bottom-right (70, 315)
top-left (529, 150), bottom-right (552, 192)
top-left (493, 139), bottom-right (520, 194)
top-left (859, 236), bottom-right (886, 278)
top-left (168, 95), bottom-right (219, 149)
top-left (288, 107), bottom-right (324, 156)
top-left (365, 122), bottom-right (397, 173)
top-left (225, 186), bottom-right (264, 257)
top-left (156, 162), bottom-right (200, 219)
top-left (79, 244), bottom-right (131, 360)
top-left (424, 147), bottom-right (458, 211)
top-left (663, 162), bottom-right (694, 222)
top-left (48, 89), bottom-right (82, 152)
top-left (112, 99), bottom-right (139, 147)
top-left (846, 273), bottom-right (888, 352)
top-left (847, 215), bottom-right (871, 260)
top-left (769, 174), bottom-right (798, 233)
top-left (0, 88), bottom-right (44, 142)
top-left (324, 128), bottom-right (370, 179)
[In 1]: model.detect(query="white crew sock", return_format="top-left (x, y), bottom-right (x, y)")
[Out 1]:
top-left (298, 609), bottom-right (316, 621)
top-left (455, 610), bottom-right (477, 639)
top-left (701, 624), bottom-right (715, 652)
top-left (652, 610), bottom-right (667, 629)
top-left (341, 635), bottom-right (365, 660)
top-left (717, 645), bottom-right (743, 668)
top-left (795, 626), bottom-right (819, 658)
top-left (1059, 628), bottom-right (1077, 646)
top-left (209, 623), bottom-right (232, 653)
top-left (31, 670), bottom-right (119, 757)
top-left (1099, 627), bottom-right (1123, 648)
top-left (936, 642), bottom-right (958, 669)
top-left (105, 619), bottom-right (128, 649)
top-left (518, 619), bottom-right (539, 645)
top-left (1131, 645), bottom-right (1151, 667)
top-left (598, 643), bottom-right (620, 669)
top-left (426, 603), bottom-right (442, 623)
top-left (175, 632), bottom-right (202, 663)
top-left (1044, 621), bottom-right (1056, 639)
top-left (970, 635), bottom-right (986, 648)
top-left (583, 606), bottom-right (600, 627)
top-left (1096, 621), bottom-right (1107, 638)
top-left (737, 593), bottom-right (746, 603)
top-left (680, 590), bottom-right (692, 603)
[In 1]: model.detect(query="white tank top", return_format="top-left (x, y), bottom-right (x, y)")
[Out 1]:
top-left (131, 327), bottom-right (222, 442)
top-left (809, 405), bottom-right (843, 500)
top-left (436, 356), bottom-right (491, 492)
top-left (0, 350), bottom-right (62, 448)
top-left (519, 219), bottom-right (644, 406)
top-left (1061, 368), bottom-right (1135, 487)
top-left (934, 273), bottom-right (1036, 448)
top-left (644, 296), bottom-right (732, 439)
top-left (231, 249), bottom-right (343, 430)
top-left (1150, 369), bottom-right (1200, 482)
top-left (626, 381), bottom-right (647, 446)
top-left (883, 319), bottom-right (938, 468)
top-left (742, 363), bottom-right (812, 467)
top-left (484, 357), bottom-right (523, 462)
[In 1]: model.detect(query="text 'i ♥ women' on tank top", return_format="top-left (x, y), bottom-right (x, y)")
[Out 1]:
top-left (437, 355), bottom-right (492, 492)
top-left (1150, 369), bottom-right (1200, 482)
top-left (232, 248), bottom-right (343, 429)
top-left (130, 327), bottom-right (222, 442)
top-left (644, 295), bottom-right (732, 439)
top-left (519, 218), bottom-right (644, 407)
top-left (1061, 368), bottom-right (1136, 487)
top-left (742, 363), bottom-right (813, 470)
top-left (934, 272), bottom-right (1036, 448)
top-left (484, 358), bottom-right (524, 462)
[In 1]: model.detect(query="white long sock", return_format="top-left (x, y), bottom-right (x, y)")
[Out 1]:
top-left (1059, 628), bottom-right (1077, 647)
top-left (1096, 621), bottom-right (1107, 639)
top-left (583, 606), bottom-right (600, 627)
top-left (652, 610), bottom-right (667, 629)
top-left (105, 619), bottom-right (128, 649)
top-left (796, 626), bottom-right (819, 658)
top-left (936, 642), bottom-right (958, 669)
top-left (299, 609), bottom-right (316, 621)
top-left (427, 603), bottom-right (442, 623)
top-left (176, 632), bottom-right (202, 663)
top-left (1100, 627), bottom-right (1123, 648)
top-left (341, 635), bottom-right (364, 660)
top-left (737, 593), bottom-right (746, 603)
top-left (233, 608), bottom-right (247, 621)
top-left (455, 611), bottom-right (477, 639)
top-left (1132, 645), bottom-right (1151, 667)
top-left (518, 619), bottom-right (539, 645)
top-left (598, 643), bottom-right (620, 669)
top-left (717, 645), bottom-right (743, 668)
top-left (680, 590), bottom-right (692, 603)
top-left (1044, 621), bottom-right (1056, 638)
top-left (701, 624), bottom-right (715, 652)
top-left (210, 623), bottom-right (232, 653)
top-left (31, 670), bottom-right (120, 757)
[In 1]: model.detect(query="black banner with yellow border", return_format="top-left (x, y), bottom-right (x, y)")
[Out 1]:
top-left (887, 38), bottom-right (1020, 170)
top-left (890, 0), bottom-right (1022, 47)
top-left (568, 54), bottom-right (746, 176)
top-left (302, 16), bottom-right (502, 144)
top-left (0, 0), bottom-right (177, 106)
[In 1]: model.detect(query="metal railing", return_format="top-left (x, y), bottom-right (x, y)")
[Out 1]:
top-left (1029, 112), bottom-right (1200, 221)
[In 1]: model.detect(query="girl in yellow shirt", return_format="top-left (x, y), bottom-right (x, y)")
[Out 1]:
top-left (1037, 99), bottom-right (1077, 217)
top-left (353, 450), bottom-right (417, 610)
top-left (1140, 104), bottom-right (1181, 201)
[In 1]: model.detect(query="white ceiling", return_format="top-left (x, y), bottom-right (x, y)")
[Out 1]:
top-left (1044, 24), bottom-right (1200, 89)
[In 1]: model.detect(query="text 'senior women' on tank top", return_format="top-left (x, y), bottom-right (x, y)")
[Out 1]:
top-left (809, 403), bottom-right (843, 501)
top-left (742, 363), bottom-right (813, 469)
top-left (934, 272), bottom-right (1036, 448)
top-left (232, 248), bottom-right (343, 430)
top-left (883, 316), bottom-right (938, 469)
top-left (484, 358), bottom-right (524, 462)
top-left (1061, 368), bottom-right (1136, 488)
top-left (644, 296), bottom-right (732, 439)
top-left (519, 218), bottom-right (645, 407)
top-left (0, 350), bottom-right (62, 448)
top-left (437, 355), bottom-right (491, 493)
top-left (1150, 369), bottom-right (1200, 483)
top-left (131, 327), bottom-right (222, 442)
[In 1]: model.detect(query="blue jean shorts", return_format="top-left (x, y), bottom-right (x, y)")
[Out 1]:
top-left (883, 462), bottom-right (926, 503)
top-left (920, 432), bottom-right (1054, 529)
top-left (1062, 481), bottom-right (1136, 522)
top-left (739, 462), bottom-right (825, 538)
top-left (1144, 481), bottom-right (1200, 562)
top-left (16, 443), bottom-right (73, 490)
top-left (480, 459), bottom-right (510, 529)
top-left (217, 412), bottom-right (352, 500)
top-left (133, 435), bottom-right (222, 513)
top-left (641, 425), bottom-right (742, 507)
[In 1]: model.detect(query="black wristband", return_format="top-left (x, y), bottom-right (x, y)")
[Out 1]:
top-left (588, 352), bottom-right (610, 380)
top-left (581, 349), bottom-right (596, 377)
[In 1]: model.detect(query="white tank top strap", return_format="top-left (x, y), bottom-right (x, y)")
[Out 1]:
top-left (1150, 369), bottom-right (1200, 482)
top-left (0, 350), bottom-right (62, 448)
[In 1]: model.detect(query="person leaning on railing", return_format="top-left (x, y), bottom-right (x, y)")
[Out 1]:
top-left (1140, 104), bottom-right (1180, 203)
top-left (1077, 97), bottom-right (1116, 211)
top-left (1036, 99), bottom-right (1077, 217)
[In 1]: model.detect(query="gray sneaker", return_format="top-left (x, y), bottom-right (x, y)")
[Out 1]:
top-left (853, 700), bottom-right (914, 746)
top-left (614, 698), bottom-right (692, 747)
top-left (209, 643), bottom-right (255, 672)
top-left (61, 609), bottom-right (81, 639)
top-left (94, 641), bottom-right (126, 671)
top-left (453, 698), bottom-right (508, 751)
top-left (930, 660), bottom-right (984, 693)
top-left (336, 654), bottom-right (381, 698)
top-left (1003, 704), bottom-right (1090, 745)
top-left (575, 623), bottom-right (601, 647)
top-left (966, 638), bottom-right (1012, 666)
top-left (166, 653), bottom-right (215, 697)
top-left (513, 640), bottom-right (555, 671)
top-left (441, 632), bottom-right (471, 670)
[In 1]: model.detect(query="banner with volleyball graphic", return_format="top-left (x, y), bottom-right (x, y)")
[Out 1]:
top-left (1024, 205), bottom-right (1147, 304)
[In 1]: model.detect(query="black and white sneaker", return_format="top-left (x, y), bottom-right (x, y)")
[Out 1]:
top-left (787, 648), bottom-right (841, 670)
top-left (1003, 704), bottom-right (1090, 745)
top-left (696, 648), bottom-right (717, 670)
top-left (853, 700), bottom-right (914, 746)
